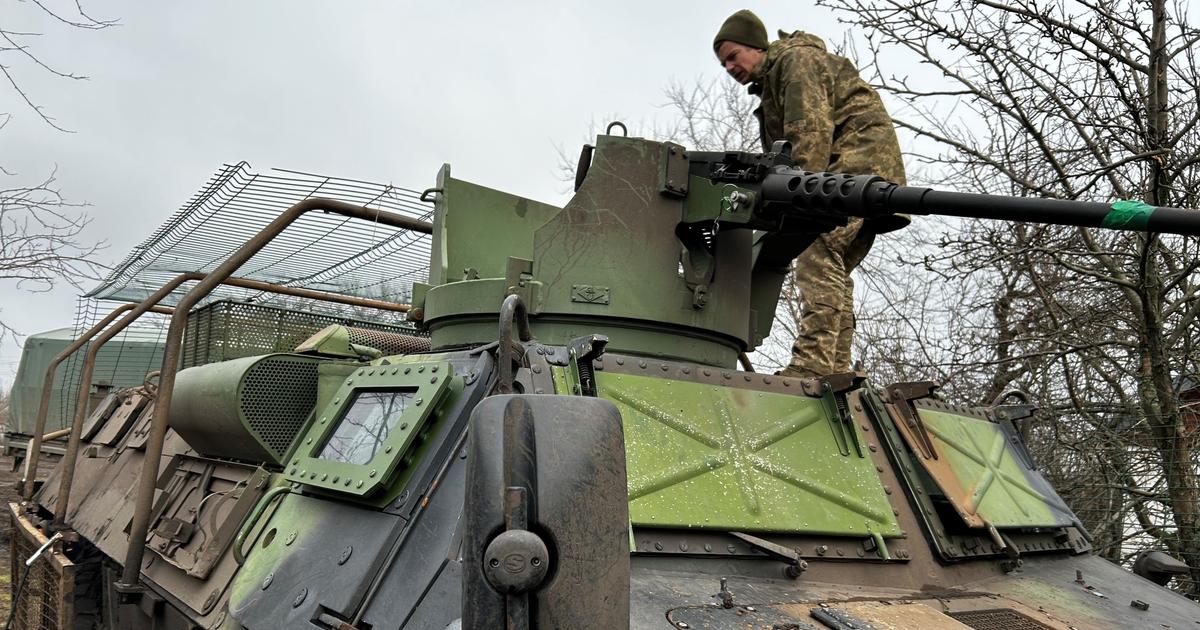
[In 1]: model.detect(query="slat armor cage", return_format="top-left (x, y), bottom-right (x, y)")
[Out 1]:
top-left (182, 300), bottom-right (426, 368)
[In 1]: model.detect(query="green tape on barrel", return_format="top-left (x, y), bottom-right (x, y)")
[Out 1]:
top-left (1102, 200), bottom-right (1154, 230)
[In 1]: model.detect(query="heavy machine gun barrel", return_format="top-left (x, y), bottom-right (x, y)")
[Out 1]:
top-left (759, 168), bottom-right (1200, 236)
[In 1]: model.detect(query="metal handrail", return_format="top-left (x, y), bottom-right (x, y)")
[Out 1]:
top-left (118, 197), bottom-right (432, 587)
top-left (52, 271), bottom-right (418, 527)
top-left (22, 303), bottom-right (173, 500)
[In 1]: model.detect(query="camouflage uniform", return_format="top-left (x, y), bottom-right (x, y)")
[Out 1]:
top-left (750, 30), bottom-right (907, 378)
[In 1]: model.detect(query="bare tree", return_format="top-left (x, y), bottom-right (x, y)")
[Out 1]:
top-left (0, 2), bottom-right (114, 341)
top-left (819, 0), bottom-right (1200, 595)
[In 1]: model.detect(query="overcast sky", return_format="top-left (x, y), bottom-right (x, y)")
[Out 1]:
top-left (0, 2), bottom-right (862, 384)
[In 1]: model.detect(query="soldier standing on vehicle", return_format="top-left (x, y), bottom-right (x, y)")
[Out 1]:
top-left (713, 9), bottom-right (908, 378)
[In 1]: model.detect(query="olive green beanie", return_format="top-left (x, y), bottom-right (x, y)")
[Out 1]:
top-left (713, 9), bottom-right (768, 52)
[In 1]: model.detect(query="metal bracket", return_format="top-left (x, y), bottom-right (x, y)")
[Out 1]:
top-left (659, 143), bottom-right (689, 197)
top-left (884, 381), bottom-right (940, 459)
top-left (729, 531), bottom-right (808, 579)
top-left (567, 334), bottom-right (608, 397)
top-left (818, 373), bottom-right (866, 458)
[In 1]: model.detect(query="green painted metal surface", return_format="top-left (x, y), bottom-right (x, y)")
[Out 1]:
top-left (591, 370), bottom-right (901, 536)
top-left (287, 360), bottom-right (454, 499)
top-left (915, 406), bottom-right (1077, 528)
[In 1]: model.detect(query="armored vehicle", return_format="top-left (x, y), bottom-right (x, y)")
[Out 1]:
top-left (11, 129), bottom-right (1200, 629)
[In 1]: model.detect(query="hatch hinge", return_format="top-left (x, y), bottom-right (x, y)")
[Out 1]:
top-left (884, 381), bottom-right (940, 459)
top-left (818, 372), bottom-right (866, 457)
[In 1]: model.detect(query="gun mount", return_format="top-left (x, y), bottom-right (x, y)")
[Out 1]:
top-left (10, 131), bottom-right (1200, 630)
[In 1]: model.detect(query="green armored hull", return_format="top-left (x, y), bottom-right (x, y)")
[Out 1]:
top-left (13, 132), bottom-right (1200, 629)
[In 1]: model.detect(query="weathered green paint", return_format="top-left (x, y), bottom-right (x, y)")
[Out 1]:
top-left (286, 360), bottom-right (454, 498)
top-left (590, 370), bottom-right (901, 536)
top-left (916, 407), bottom-right (1076, 528)
top-left (427, 165), bottom-right (562, 286)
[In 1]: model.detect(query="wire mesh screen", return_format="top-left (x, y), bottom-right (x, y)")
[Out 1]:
top-left (9, 512), bottom-right (74, 630)
top-left (181, 300), bottom-right (425, 368)
top-left (87, 162), bottom-right (432, 309)
top-left (5, 297), bottom-right (169, 436)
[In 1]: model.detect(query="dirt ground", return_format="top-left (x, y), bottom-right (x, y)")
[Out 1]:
top-left (0, 448), bottom-right (62, 623)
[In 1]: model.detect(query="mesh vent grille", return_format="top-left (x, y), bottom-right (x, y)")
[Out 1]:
top-left (183, 300), bottom-right (427, 368)
top-left (240, 358), bottom-right (320, 459)
top-left (948, 609), bottom-right (1054, 630)
top-left (346, 326), bottom-right (432, 355)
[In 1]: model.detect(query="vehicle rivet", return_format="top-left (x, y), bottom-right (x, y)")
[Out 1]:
top-left (703, 369), bottom-right (711, 376)
top-left (661, 364), bottom-right (669, 371)
top-left (289, 468), bottom-right (296, 474)
top-left (309, 472), bottom-right (316, 479)
top-left (321, 474), bottom-right (328, 481)
top-left (638, 360), bottom-right (647, 369)
top-left (391, 368), bottom-right (399, 375)
top-left (868, 444), bottom-right (878, 452)
top-left (400, 423), bottom-right (409, 430)
top-left (861, 424), bottom-right (870, 431)
top-left (415, 398), bottom-right (424, 406)
top-left (332, 476), bottom-right (340, 483)
top-left (418, 366), bottom-right (426, 373)
top-left (746, 606), bottom-right (756, 612)
top-left (261, 573), bottom-right (274, 590)
top-left (430, 376), bottom-right (438, 383)
top-left (744, 375), bottom-right (751, 381)
top-left (676, 622), bottom-right (689, 628)
top-left (357, 480), bottom-right (363, 488)
top-left (333, 398), bottom-right (340, 404)
top-left (292, 587), bottom-right (307, 608)
top-left (285, 531), bottom-right (297, 545)
top-left (321, 417), bottom-right (327, 424)
top-left (726, 544), bottom-right (736, 553)
top-left (876, 466), bottom-right (884, 473)
top-left (369, 469), bottom-right (377, 478)
top-left (704, 544), bottom-right (712, 552)
top-left (306, 438), bottom-right (312, 444)
top-left (343, 478), bottom-right (351, 486)
top-left (723, 372), bottom-right (731, 379)
top-left (385, 446), bottom-right (393, 453)
top-left (653, 542), bottom-right (663, 550)
top-left (431, 365), bottom-right (439, 373)
top-left (679, 542), bottom-right (688, 551)
top-left (404, 367), bottom-right (411, 374)
top-left (338, 545), bottom-right (353, 565)
top-left (854, 403), bottom-right (863, 411)
top-left (763, 377), bottom-right (772, 384)
top-left (615, 358), bottom-right (624, 365)
top-left (346, 379), bottom-right (353, 385)
top-left (884, 486), bottom-right (893, 495)
top-left (857, 548), bottom-right (865, 557)
top-left (816, 545), bottom-right (828, 556)
top-left (532, 365), bottom-right (542, 374)
top-left (837, 549), bottom-right (845, 556)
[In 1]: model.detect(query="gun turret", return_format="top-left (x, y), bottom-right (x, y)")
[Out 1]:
top-left (412, 132), bottom-right (1200, 368)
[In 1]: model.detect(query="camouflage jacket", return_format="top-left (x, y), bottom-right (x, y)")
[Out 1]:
top-left (750, 31), bottom-right (908, 232)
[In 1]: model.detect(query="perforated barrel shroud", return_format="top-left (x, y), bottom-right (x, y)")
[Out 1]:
top-left (182, 299), bottom-right (426, 368)
top-left (345, 326), bottom-right (432, 355)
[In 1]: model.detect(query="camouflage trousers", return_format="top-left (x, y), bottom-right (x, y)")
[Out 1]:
top-left (782, 218), bottom-right (874, 379)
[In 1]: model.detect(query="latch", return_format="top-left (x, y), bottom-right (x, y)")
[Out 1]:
top-left (818, 372), bottom-right (866, 457)
top-left (567, 334), bottom-right (608, 397)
